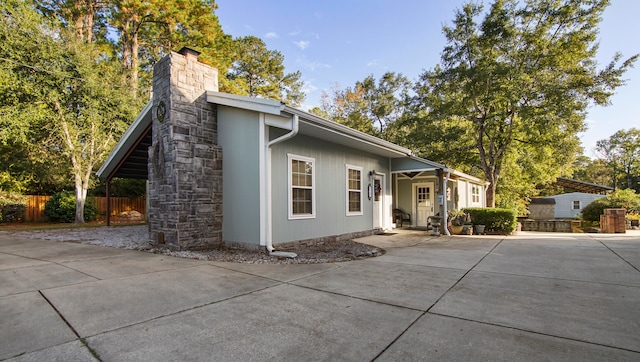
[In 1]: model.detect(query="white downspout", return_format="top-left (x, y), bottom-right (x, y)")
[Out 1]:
top-left (265, 114), bottom-right (299, 254)
top-left (443, 171), bottom-right (451, 236)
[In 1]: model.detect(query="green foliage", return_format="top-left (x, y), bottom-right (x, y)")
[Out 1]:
top-left (570, 156), bottom-right (612, 189)
top-left (595, 128), bottom-right (640, 192)
top-left (224, 36), bottom-right (306, 106)
top-left (0, 190), bottom-right (27, 223)
top-left (464, 207), bottom-right (517, 234)
top-left (44, 191), bottom-right (97, 223)
top-left (90, 178), bottom-right (147, 197)
top-left (448, 209), bottom-right (470, 226)
top-left (319, 72), bottom-right (412, 141)
top-left (407, 0), bottom-right (638, 208)
top-left (581, 189), bottom-right (640, 222)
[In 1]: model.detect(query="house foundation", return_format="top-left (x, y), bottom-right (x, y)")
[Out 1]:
top-left (148, 47), bottom-right (223, 250)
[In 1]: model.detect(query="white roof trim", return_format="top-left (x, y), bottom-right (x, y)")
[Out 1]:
top-left (97, 101), bottom-right (152, 178)
top-left (207, 92), bottom-right (284, 115)
top-left (392, 155), bottom-right (487, 185)
top-left (284, 106), bottom-right (412, 157)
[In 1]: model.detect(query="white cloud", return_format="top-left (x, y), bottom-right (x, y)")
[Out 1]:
top-left (296, 57), bottom-right (331, 71)
top-left (367, 59), bottom-right (378, 67)
top-left (264, 32), bottom-right (278, 39)
top-left (302, 80), bottom-right (318, 94)
top-left (294, 40), bottom-right (310, 50)
top-left (288, 29), bottom-right (301, 36)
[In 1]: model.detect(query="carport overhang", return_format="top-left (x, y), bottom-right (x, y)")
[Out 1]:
top-left (96, 101), bottom-right (152, 225)
top-left (97, 101), bottom-right (152, 180)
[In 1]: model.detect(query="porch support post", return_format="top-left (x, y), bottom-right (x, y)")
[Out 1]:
top-left (437, 168), bottom-right (445, 234)
top-left (106, 177), bottom-right (111, 226)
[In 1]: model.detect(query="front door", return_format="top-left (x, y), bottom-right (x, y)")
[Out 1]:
top-left (373, 176), bottom-right (383, 229)
top-left (414, 183), bottom-right (434, 227)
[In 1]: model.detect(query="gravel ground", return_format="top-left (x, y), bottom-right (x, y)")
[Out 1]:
top-left (0, 225), bottom-right (384, 264)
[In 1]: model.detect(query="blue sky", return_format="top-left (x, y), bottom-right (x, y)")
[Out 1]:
top-left (216, 0), bottom-right (639, 157)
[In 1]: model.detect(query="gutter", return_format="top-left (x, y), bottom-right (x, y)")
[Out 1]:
top-left (265, 114), bottom-right (299, 258)
top-left (443, 171), bottom-right (451, 236)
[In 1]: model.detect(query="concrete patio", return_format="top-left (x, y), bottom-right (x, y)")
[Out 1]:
top-left (1, 229), bottom-right (639, 361)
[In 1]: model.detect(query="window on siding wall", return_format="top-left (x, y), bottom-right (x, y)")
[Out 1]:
top-left (572, 200), bottom-right (581, 210)
top-left (346, 165), bottom-right (363, 215)
top-left (471, 185), bottom-right (481, 203)
top-left (288, 154), bottom-right (315, 219)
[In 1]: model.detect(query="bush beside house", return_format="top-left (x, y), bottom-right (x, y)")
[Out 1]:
top-left (581, 189), bottom-right (640, 222)
top-left (464, 207), bottom-right (518, 234)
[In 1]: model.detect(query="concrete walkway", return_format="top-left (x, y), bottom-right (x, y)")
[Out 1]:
top-left (1, 230), bottom-right (639, 361)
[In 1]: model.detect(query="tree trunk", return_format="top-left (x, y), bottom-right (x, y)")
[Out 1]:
top-left (131, 31), bottom-right (139, 96)
top-left (74, 175), bottom-right (88, 224)
top-left (485, 179), bottom-right (497, 208)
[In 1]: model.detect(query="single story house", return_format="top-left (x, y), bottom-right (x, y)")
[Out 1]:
top-left (529, 192), bottom-right (606, 219)
top-left (97, 47), bottom-right (487, 252)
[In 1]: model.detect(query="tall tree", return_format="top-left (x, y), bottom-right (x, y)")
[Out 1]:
top-left (571, 155), bottom-right (611, 187)
top-left (596, 128), bottom-right (640, 191)
top-left (1, 0), bottom-right (73, 194)
top-left (225, 36), bottom-right (306, 107)
top-left (108, 0), bottom-right (228, 97)
top-left (319, 82), bottom-right (375, 135)
top-left (37, 0), bottom-right (106, 43)
top-left (318, 72), bottom-right (411, 141)
top-left (409, 0), bottom-right (637, 207)
top-left (1, 0), bottom-right (137, 222)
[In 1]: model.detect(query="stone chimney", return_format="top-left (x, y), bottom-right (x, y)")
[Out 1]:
top-left (148, 47), bottom-right (223, 250)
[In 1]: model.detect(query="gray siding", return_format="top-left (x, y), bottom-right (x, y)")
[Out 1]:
top-left (271, 134), bottom-right (389, 243)
top-left (551, 192), bottom-right (605, 219)
top-left (217, 106), bottom-right (261, 244)
top-left (395, 178), bottom-right (414, 216)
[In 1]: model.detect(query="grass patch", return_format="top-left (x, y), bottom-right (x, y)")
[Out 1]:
top-left (0, 222), bottom-right (146, 231)
top-left (80, 338), bottom-right (101, 360)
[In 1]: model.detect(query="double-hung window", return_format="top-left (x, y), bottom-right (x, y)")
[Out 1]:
top-left (346, 165), bottom-right (363, 215)
top-left (288, 154), bottom-right (315, 219)
top-left (471, 185), bottom-right (481, 203)
top-left (572, 200), bottom-right (581, 210)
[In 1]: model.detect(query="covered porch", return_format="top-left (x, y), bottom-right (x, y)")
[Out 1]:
top-left (390, 157), bottom-right (487, 232)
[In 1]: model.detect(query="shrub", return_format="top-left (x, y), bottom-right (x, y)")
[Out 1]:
top-left (44, 191), bottom-right (97, 223)
top-left (581, 189), bottom-right (640, 222)
top-left (463, 207), bottom-right (518, 234)
top-left (0, 191), bottom-right (27, 223)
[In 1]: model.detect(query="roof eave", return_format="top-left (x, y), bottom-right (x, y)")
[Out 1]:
top-left (284, 106), bottom-right (412, 157)
top-left (97, 101), bottom-right (152, 178)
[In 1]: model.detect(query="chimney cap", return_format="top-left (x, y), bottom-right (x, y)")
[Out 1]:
top-left (178, 46), bottom-right (201, 59)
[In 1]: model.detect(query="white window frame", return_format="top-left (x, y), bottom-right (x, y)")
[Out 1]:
top-left (346, 165), bottom-right (363, 216)
top-left (471, 184), bottom-right (481, 204)
top-left (572, 200), bottom-right (581, 210)
top-left (288, 154), bottom-right (316, 220)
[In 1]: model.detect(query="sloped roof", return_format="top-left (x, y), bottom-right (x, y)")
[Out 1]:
top-left (97, 93), bottom-right (485, 185)
top-left (555, 177), bottom-right (613, 194)
top-left (530, 198), bottom-right (556, 205)
top-left (96, 102), bottom-right (152, 179)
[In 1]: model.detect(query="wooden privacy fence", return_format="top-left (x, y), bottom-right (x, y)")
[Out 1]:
top-left (25, 195), bottom-right (146, 222)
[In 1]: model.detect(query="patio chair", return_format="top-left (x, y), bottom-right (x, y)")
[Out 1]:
top-left (393, 208), bottom-right (411, 227)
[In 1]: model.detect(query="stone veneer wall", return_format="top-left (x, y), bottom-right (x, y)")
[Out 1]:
top-left (148, 50), bottom-right (223, 250)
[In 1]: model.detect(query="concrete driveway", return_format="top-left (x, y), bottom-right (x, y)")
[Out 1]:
top-left (1, 229), bottom-right (639, 361)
